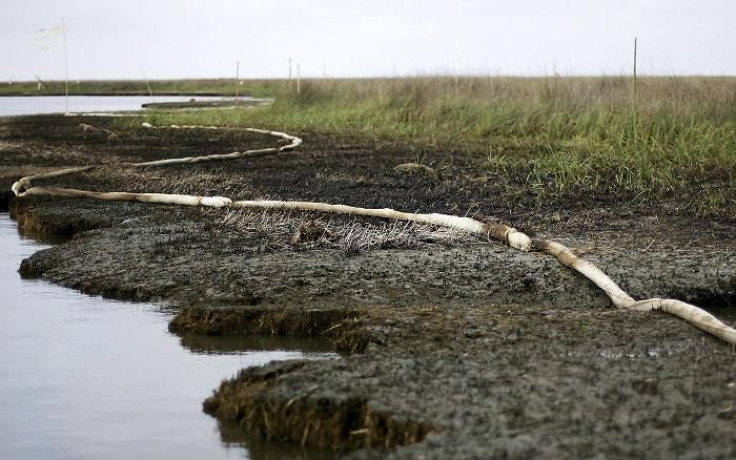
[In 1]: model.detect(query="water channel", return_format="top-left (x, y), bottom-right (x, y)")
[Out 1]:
top-left (0, 95), bottom-right (240, 117)
top-left (0, 97), bottom-right (337, 459)
top-left (0, 214), bottom-right (336, 459)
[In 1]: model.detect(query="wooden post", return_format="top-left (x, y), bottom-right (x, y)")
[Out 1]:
top-left (62, 18), bottom-right (69, 114)
top-left (297, 62), bottom-right (301, 95)
top-left (633, 37), bottom-right (639, 149)
top-left (140, 67), bottom-right (154, 102)
top-left (235, 61), bottom-right (240, 107)
top-left (288, 57), bottom-right (293, 92)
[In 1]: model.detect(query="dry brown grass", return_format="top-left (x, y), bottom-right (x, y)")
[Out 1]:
top-left (213, 209), bottom-right (477, 254)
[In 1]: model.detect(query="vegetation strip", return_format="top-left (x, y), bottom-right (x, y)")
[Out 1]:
top-left (10, 122), bottom-right (736, 345)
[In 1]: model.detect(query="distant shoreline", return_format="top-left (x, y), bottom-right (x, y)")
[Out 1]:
top-left (0, 78), bottom-right (281, 99)
top-left (3, 75), bottom-right (735, 98)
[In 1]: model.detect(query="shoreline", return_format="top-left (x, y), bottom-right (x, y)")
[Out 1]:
top-left (2, 113), bottom-right (736, 458)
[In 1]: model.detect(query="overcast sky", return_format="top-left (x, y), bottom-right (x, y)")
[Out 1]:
top-left (2, 0), bottom-right (734, 81)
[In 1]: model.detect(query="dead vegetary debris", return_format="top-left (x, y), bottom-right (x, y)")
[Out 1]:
top-left (214, 209), bottom-right (471, 254)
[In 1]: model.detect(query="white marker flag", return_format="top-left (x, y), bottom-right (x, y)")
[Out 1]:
top-left (34, 24), bottom-right (64, 50)
top-left (33, 20), bottom-right (69, 113)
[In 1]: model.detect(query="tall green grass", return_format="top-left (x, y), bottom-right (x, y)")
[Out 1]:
top-left (138, 76), bottom-right (736, 204)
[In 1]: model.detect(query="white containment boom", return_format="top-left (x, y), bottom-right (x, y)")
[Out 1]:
top-left (10, 122), bottom-right (736, 346)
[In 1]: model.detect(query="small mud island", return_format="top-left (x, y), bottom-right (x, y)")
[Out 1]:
top-left (2, 77), bottom-right (736, 458)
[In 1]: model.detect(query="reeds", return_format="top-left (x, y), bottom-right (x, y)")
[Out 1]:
top-left (24, 75), bottom-right (702, 219)
top-left (134, 76), bottom-right (735, 199)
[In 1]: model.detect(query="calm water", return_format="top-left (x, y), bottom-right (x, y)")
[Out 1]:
top-left (0, 95), bottom-right (232, 117)
top-left (0, 214), bottom-right (336, 460)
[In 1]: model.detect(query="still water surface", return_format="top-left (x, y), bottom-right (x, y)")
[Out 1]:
top-left (0, 214), bottom-right (335, 459)
top-left (0, 95), bottom-right (232, 117)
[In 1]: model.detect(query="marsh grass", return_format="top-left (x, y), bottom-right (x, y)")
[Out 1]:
top-left (128, 76), bottom-right (735, 204)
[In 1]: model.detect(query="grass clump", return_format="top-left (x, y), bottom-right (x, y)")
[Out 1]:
top-left (210, 209), bottom-right (473, 254)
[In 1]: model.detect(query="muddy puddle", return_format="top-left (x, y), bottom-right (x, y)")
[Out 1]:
top-left (0, 213), bottom-right (337, 460)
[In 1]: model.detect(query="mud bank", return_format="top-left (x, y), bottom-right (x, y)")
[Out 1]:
top-left (142, 99), bottom-right (271, 110)
top-left (2, 114), bottom-right (736, 458)
top-left (11, 197), bottom-right (736, 312)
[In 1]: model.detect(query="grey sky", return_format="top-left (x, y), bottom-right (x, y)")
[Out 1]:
top-left (2, 0), bottom-right (734, 81)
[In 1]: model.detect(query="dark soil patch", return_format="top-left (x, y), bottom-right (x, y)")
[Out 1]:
top-left (2, 114), bottom-right (735, 459)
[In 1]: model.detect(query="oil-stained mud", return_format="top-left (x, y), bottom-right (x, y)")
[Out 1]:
top-left (2, 114), bottom-right (736, 458)
top-left (203, 360), bottom-right (439, 451)
top-left (12, 197), bottom-right (735, 314)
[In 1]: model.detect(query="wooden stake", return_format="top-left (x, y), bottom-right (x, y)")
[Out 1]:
top-left (633, 37), bottom-right (639, 149)
top-left (235, 61), bottom-right (240, 107)
top-left (140, 67), bottom-right (155, 103)
top-left (297, 63), bottom-right (301, 95)
top-left (61, 18), bottom-right (69, 114)
top-left (288, 57), bottom-right (293, 92)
